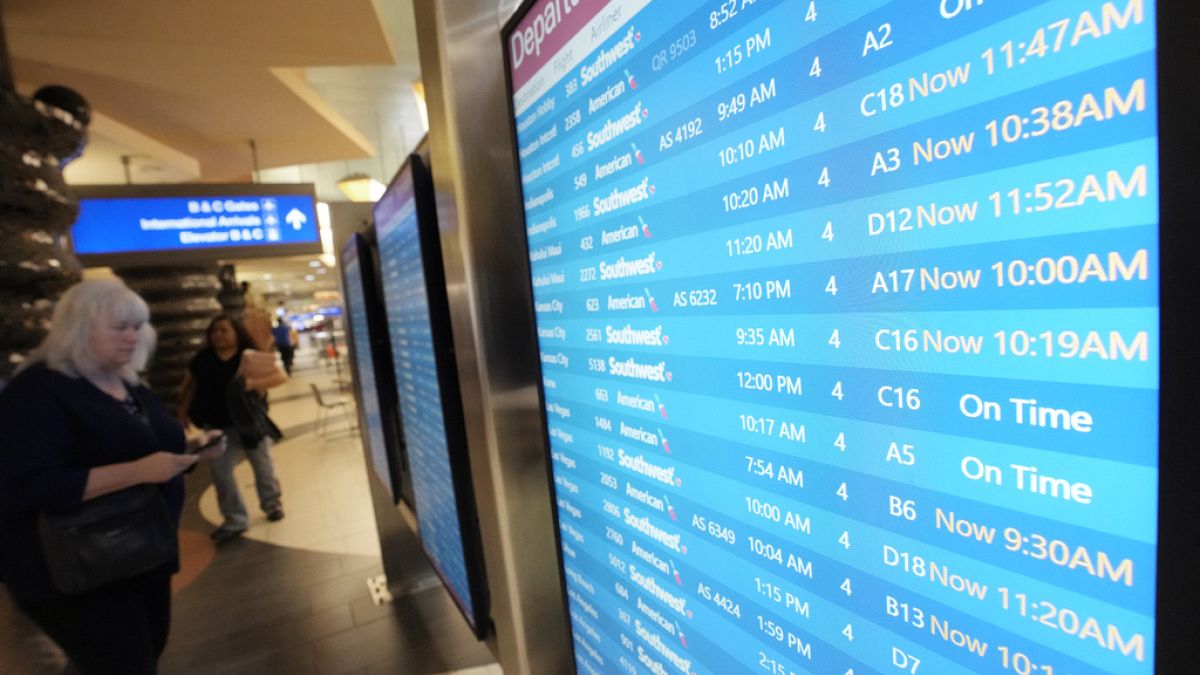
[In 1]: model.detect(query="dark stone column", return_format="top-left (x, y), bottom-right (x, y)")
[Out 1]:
top-left (0, 80), bottom-right (89, 383)
top-left (216, 263), bottom-right (247, 319)
top-left (114, 266), bottom-right (223, 407)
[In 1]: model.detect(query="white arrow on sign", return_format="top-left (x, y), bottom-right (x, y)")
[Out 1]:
top-left (285, 208), bottom-right (307, 230)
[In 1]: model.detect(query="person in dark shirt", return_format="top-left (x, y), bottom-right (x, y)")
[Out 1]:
top-left (0, 279), bottom-right (225, 675)
top-left (271, 318), bottom-right (295, 375)
top-left (177, 315), bottom-right (288, 541)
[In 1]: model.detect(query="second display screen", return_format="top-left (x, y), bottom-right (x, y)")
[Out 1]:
top-left (375, 166), bottom-right (478, 624)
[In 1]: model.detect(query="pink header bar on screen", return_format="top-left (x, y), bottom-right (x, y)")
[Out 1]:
top-left (509, 0), bottom-right (605, 91)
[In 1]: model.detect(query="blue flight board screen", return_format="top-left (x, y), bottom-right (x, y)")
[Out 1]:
top-left (374, 167), bottom-right (476, 621)
top-left (507, 1), bottom-right (1158, 674)
top-left (72, 193), bottom-right (319, 255)
top-left (342, 237), bottom-right (393, 499)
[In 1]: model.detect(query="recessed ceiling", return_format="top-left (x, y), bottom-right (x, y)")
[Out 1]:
top-left (4, 0), bottom-right (398, 181)
top-left (232, 255), bottom-right (337, 301)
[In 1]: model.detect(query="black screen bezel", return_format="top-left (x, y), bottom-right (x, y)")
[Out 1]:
top-left (1148, 4), bottom-right (1198, 672)
top-left (500, 0), bottom-right (589, 668)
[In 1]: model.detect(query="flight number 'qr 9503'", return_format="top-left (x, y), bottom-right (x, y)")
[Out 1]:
top-left (651, 29), bottom-right (696, 71)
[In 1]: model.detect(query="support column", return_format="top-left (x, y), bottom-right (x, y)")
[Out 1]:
top-left (115, 266), bottom-right (222, 407)
top-left (217, 263), bottom-right (247, 320)
top-left (0, 12), bottom-right (90, 384)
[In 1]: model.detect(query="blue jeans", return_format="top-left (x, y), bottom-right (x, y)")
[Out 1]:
top-left (208, 428), bottom-right (281, 530)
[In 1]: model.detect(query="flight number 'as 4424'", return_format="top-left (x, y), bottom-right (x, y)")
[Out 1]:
top-left (697, 581), bottom-right (742, 619)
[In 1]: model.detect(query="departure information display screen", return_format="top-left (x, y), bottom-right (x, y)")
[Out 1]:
top-left (341, 236), bottom-right (393, 499)
top-left (507, 1), bottom-right (1158, 673)
top-left (375, 168), bottom-right (476, 620)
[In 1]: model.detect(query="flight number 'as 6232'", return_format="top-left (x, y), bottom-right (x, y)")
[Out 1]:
top-left (673, 288), bottom-right (718, 307)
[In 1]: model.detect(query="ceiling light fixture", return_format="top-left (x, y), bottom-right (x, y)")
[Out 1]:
top-left (413, 80), bottom-right (430, 133)
top-left (317, 202), bottom-right (337, 268)
top-left (336, 173), bottom-right (386, 202)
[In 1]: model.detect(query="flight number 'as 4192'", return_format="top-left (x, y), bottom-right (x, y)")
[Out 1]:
top-left (658, 117), bottom-right (703, 151)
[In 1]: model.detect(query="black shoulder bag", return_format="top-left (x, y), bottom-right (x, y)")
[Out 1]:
top-left (37, 484), bottom-right (176, 595)
top-left (226, 375), bottom-right (283, 446)
top-left (36, 386), bottom-right (177, 595)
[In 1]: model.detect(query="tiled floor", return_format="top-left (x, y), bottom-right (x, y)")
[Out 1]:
top-left (0, 351), bottom-right (502, 674)
top-left (196, 366), bottom-right (381, 557)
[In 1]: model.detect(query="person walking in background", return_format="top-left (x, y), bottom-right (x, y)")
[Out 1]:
top-left (0, 279), bottom-right (225, 674)
top-left (177, 315), bottom-right (287, 542)
top-left (272, 317), bottom-right (295, 375)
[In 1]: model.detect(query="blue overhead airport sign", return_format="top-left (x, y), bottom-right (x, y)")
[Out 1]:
top-left (70, 183), bottom-right (321, 265)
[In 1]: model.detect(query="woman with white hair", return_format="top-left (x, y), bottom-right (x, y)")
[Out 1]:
top-left (0, 279), bottom-right (225, 674)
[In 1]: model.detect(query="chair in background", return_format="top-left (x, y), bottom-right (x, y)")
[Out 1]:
top-left (310, 383), bottom-right (355, 436)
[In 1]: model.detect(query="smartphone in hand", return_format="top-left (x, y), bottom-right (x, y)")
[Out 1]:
top-left (190, 432), bottom-right (226, 455)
